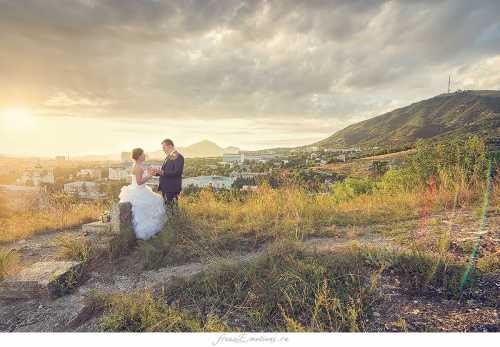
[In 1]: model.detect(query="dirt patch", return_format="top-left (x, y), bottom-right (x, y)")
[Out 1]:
top-left (369, 273), bottom-right (499, 332)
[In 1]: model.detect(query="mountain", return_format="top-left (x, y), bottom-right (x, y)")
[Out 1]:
top-left (315, 90), bottom-right (500, 148)
top-left (148, 140), bottom-right (240, 159)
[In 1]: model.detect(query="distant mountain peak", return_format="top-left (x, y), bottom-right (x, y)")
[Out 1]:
top-left (193, 139), bottom-right (217, 145)
top-left (149, 140), bottom-right (240, 158)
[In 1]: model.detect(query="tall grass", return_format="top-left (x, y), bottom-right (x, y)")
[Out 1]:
top-left (133, 165), bottom-right (494, 270)
top-left (178, 173), bottom-right (485, 242)
top-left (0, 196), bottom-right (106, 243)
top-left (181, 185), bottom-right (424, 239)
top-left (130, 185), bottom-right (430, 270)
top-left (55, 235), bottom-right (95, 262)
top-left (90, 290), bottom-right (232, 332)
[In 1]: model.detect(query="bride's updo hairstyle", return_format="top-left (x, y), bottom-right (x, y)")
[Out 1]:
top-left (131, 148), bottom-right (144, 161)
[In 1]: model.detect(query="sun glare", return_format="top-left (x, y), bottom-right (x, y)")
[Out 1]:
top-left (1, 107), bottom-right (36, 131)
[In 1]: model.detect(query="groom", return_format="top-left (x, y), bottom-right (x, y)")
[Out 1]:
top-left (152, 138), bottom-right (184, 210)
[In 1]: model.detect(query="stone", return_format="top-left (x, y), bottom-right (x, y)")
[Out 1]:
top-left (111, 202), bottom-right (133, 234)
top-left (0, 261), bottom-right (83, 300)
top-left (82, 221), bottom-right (112, 234)
top-left (108, 202), bottom-right (136, 256)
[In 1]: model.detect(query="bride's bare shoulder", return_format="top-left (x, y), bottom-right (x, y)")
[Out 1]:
top-left (131, 164), bottom-right (144, 174)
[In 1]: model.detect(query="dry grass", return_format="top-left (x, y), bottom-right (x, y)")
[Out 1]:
top-left (132, 186), bottom-right (425, 270)
top-left (55, 235), bottom-right (95, 262)
top-left (97, 241), bottom-right (476, 332)
top-left (0, 201), bottom-right (105, 243)
top-left (130, 176), bottom-right (495, 271)
top-left (180, 182), bottom-right (483, 241)
top-left (0, 249), bottom-right (19, 281)
top-left (90, 290), bottom-right (232, 332)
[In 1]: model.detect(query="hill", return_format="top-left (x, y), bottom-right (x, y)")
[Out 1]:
top-left (315, 90), bottom-right (500, 148)
top-left (148, 140), bottom-right (240, 159)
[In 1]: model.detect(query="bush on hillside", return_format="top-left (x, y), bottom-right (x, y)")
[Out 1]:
top-left (404, 136), bottom-right (488, 188)
top-left (331, 177), bottom-right (375, 201)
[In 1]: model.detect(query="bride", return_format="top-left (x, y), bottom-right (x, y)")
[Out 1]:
top-left (119, 148), bottom-right (166, 240)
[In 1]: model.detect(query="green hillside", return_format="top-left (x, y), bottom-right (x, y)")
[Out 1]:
top-left (316, 90), bottom-right (500, 148)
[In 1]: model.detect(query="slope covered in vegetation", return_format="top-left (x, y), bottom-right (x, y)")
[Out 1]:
top-left (316, 91), bottom-right (500, 148)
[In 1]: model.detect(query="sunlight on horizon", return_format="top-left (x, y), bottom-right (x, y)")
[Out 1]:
top-left (0, 107), bottom-right (37, 131)
top-left (0, 112), bottom-right (333, 157)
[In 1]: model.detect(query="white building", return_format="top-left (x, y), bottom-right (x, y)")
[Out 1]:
top-left (17, 167), bottom-right (55, 186)
top-left (108, 167), bottom-right (130, 181)
top-left (77, 168), bottom-right (102, 180)
top-left (182, 176), bottom-right (235, 190)
top-left (64, 181), bottom-right (105, 200)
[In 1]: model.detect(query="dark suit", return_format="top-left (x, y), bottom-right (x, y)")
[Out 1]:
top-left (157, 150), bottom-right (184, 206)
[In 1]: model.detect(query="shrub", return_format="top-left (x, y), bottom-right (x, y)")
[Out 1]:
top-left (331, 177), bottom-right (375, 201)
top-left (56, 235), bottom-right (94, 262)
top-left (377, 168), bottom-right (417, 194)
top-left (403, 136), bottom-right (488, 189)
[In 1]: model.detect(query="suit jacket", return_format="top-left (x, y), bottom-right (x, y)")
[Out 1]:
top-left (157, 150), bottom-right (184, 193)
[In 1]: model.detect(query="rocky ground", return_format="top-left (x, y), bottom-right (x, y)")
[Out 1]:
top-left (0, 208), bottom-right (498, 332)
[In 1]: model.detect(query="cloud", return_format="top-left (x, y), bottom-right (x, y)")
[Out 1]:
top-left (0, 0), bottom-right (499, 141)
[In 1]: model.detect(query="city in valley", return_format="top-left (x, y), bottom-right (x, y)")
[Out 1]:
top-left (0, 142), bottom-right (368, 207)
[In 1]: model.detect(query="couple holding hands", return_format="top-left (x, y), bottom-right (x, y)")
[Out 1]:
top-left (118, 138), bottom-right (185, 240)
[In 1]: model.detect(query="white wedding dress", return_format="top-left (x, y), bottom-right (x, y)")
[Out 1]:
top-left (118, 166), bottom-right (166, 240)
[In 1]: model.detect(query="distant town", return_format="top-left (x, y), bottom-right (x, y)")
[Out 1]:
top-left (0, 144), bottom-right (398, 210)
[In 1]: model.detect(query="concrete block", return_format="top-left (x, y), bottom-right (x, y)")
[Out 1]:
top-left (82, 221), bottom-right (112, 234)
top-left (0, 261), bottom-right (83, 299)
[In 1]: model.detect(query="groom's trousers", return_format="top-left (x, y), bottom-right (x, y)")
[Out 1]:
top-left (162, 191), bottom-right (180, 211)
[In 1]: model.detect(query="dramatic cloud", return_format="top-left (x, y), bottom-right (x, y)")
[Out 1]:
top-left (0, 0), bottom-right (499, 153)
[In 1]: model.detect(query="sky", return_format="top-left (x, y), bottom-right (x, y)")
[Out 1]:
top-left (0, 0), bottom-right (499, 157)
